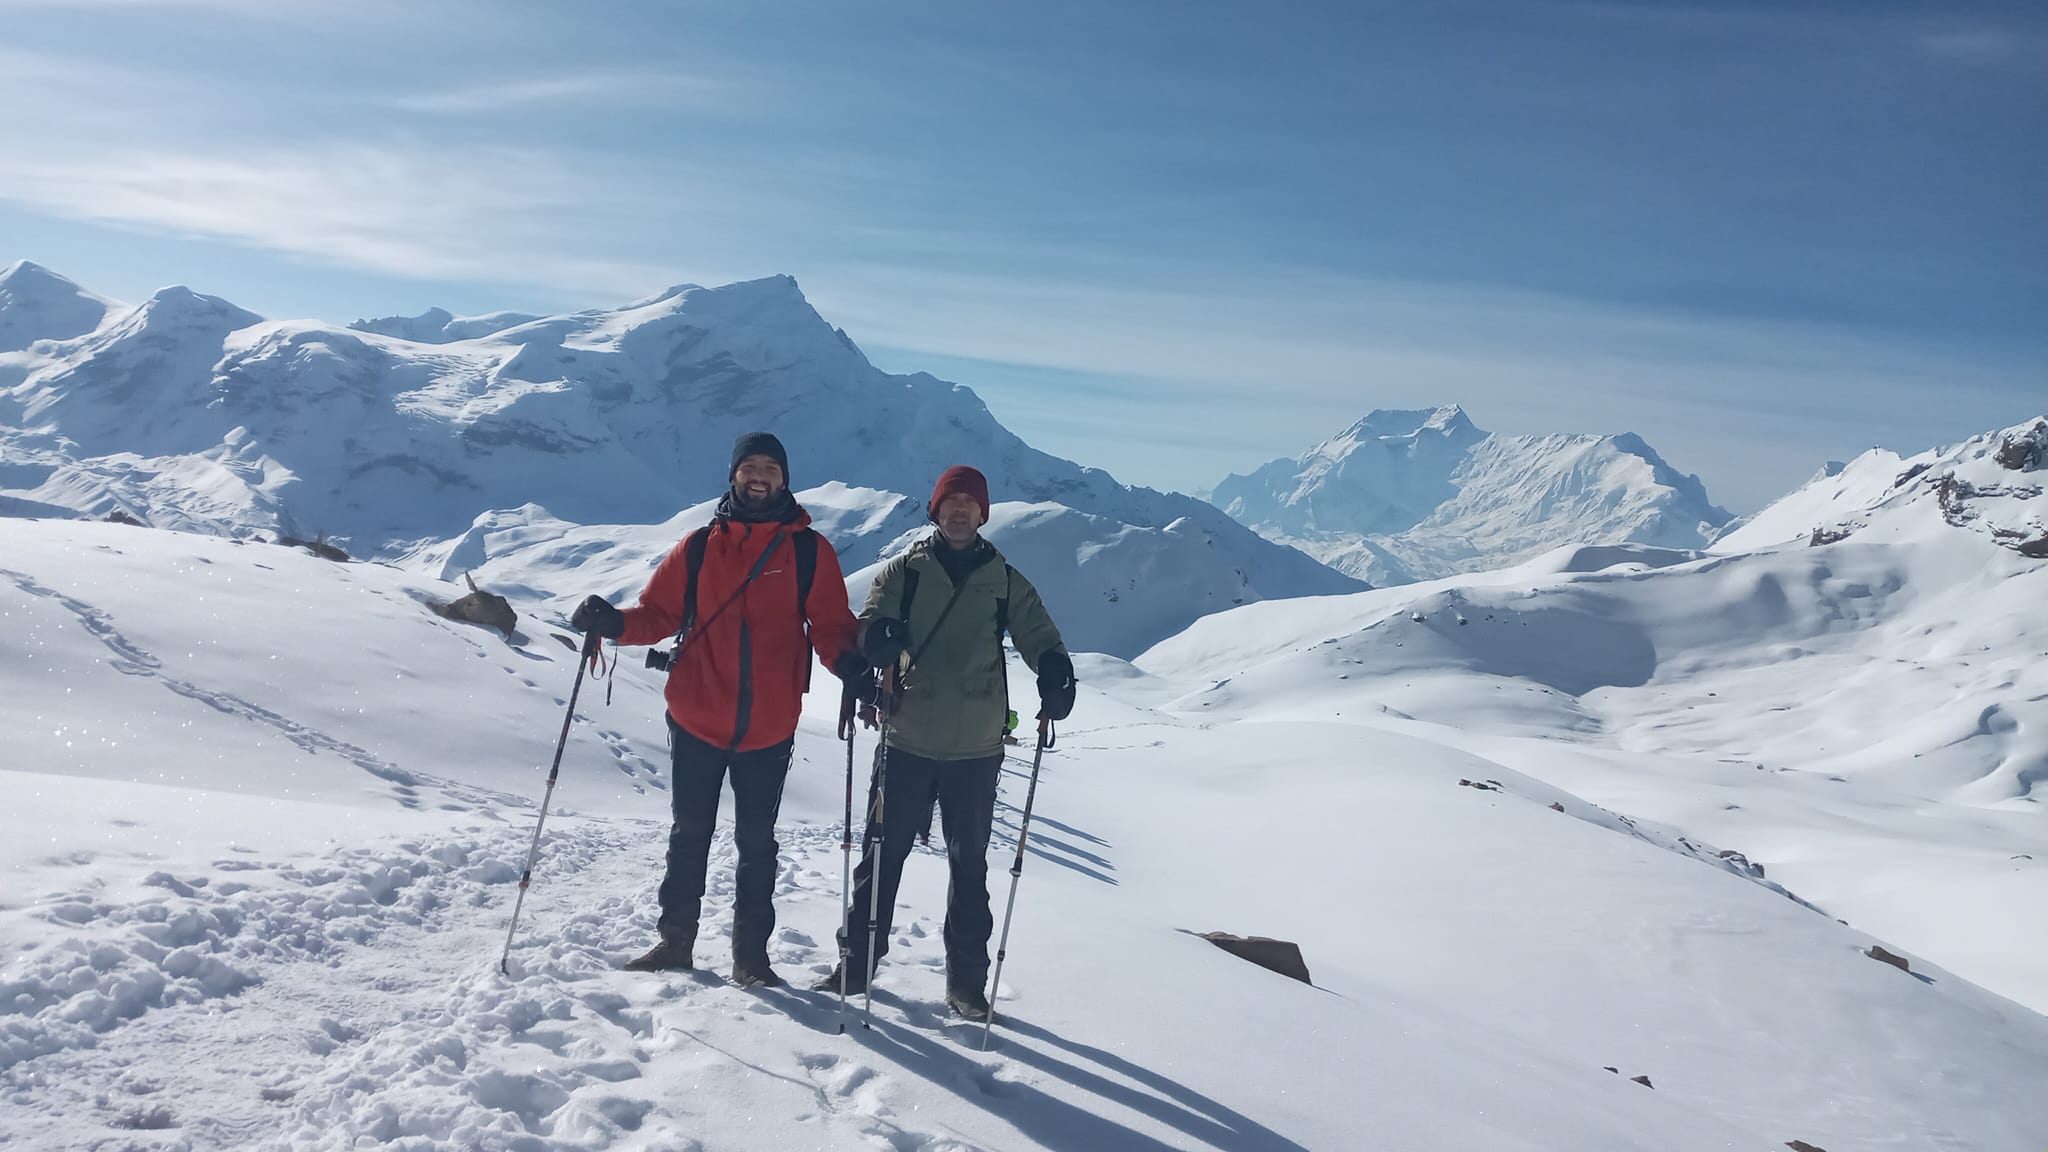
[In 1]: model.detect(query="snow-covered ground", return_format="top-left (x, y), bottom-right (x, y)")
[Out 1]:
top-left (7, 469), bottom-right (2047, 1150)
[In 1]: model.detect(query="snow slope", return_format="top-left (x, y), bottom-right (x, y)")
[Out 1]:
top-left (1143, 460), bottom-right (2048, 1017)
top-left (1213, 405), bottom-right (1732, 585)
top-left (0, 265), bottom-right (1358, 657)
top-left (7, 503), bottom-right (2048, 1149)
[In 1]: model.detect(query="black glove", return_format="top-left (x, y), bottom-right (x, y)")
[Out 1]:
top-left (1036, 649), bottom-right (1076, 721)
top-left (834, 652), bottom-right (878, 706)
top-left (862, 617), bottom-right (908, 667)
top-left (570, 594), bottom-right (625, 640)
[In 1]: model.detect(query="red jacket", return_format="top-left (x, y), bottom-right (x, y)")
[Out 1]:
top-left (618, 508), bottom-right (859, 752)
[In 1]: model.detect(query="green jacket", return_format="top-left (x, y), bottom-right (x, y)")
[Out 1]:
top-left (862, 534), bottom-right (1066, 761)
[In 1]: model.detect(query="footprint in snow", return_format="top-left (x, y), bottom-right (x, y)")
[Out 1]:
top-left (800, 1051), bottom-right (882, 1099)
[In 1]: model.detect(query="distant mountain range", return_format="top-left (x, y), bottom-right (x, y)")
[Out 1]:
top-left (11, 256), bottom-right (2033, 650)
top-left (0, 259), bottom-right (1358, 656)
top-left (1211, 405), bottom-right (1733, 585)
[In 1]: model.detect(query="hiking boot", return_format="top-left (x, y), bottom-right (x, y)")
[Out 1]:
top-left (624, 934), bottom-right (694, 972)
top-left (946, 983), bottom-right (991, 1023)
top-left (810, 963), bottom-right (870, 996)
top-left (731, 957), bottom-right (786, 989)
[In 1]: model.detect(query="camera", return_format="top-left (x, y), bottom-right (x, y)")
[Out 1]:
top-left (646, 647), bottom-right (674, 673)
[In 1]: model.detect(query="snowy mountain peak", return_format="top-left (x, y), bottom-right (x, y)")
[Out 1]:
top-left (623, 274), bottom-right (802, 313)
top-left (1604, 431), bottom-right (1723, 512)
top-left (1, 259), bottom-right (75, 293)
top-left (349, 306), bottom-right (543, 344)
top-left (347, 277), bottom-right (815, 352)
top-left (132, 284), bottom-right (264, 333)
top-left (0, 259), bottom-right (117, 352)
top-left (1214, 409), bottom-right (1731, 585)
top-left (1337, 404), bottom-right (1481, 445)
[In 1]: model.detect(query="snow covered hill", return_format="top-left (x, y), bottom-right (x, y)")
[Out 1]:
top-left (7, 513), bottom-right (2048, 1151)
top-left (1212, 405), bottom-right (1733, 584)
top-left (1144, 421), bottom-right (2048, 1016)
top-left (0, 262), bottom-right (1360, 656)
top-left (1714, 414), bottom-right (2048, 558)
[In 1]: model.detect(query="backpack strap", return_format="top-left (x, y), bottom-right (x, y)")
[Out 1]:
top-left (671, 523), bottom-right (789, 653)
top-left (899, 563), bottom-right (921, 623)
top-left (996, 564), bottom-right (1012, 730)
top-left (994, 564), bottom-right (1011, 644)
top-left (674, 525), bottom-right (712, 646)
top-left (794, 528), bottom-right (818, 691)
top-left (795, 529), bottom-right (818, 612)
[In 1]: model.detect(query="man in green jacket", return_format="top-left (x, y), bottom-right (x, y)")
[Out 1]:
top-left (814, 465), bottom-right (1076, 1021)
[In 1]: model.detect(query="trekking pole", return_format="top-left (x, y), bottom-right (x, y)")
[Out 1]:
top-left (835, 677), bottom-right (860, 1034)
top-left (500, 628), bottom-right (602, 975)
top-left (982, 714), bottom-right (1054, 1050)
top-left (862, 666), bottom-right (898, 1028)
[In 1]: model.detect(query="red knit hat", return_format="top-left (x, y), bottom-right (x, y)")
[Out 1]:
top-left (928, 464), bottom-right (991, 523)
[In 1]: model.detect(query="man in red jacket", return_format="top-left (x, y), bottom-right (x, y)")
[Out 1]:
top-left (571, 432), bottom-right (863, 987)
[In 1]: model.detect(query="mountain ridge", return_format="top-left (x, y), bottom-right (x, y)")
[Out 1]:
top-left (1213, 406), bottom-right (1733, 584)
top-left (0, 263), bottom-right (1362, 656)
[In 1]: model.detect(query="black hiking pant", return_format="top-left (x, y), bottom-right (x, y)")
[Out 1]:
top-left (657, 717), bottom-right (793, 964)
top-left (838, 745), bottom-right (1003, 989)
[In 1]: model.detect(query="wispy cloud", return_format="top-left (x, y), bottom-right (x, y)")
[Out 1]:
top-left (807, 258), bottom-right (2038, 507)
top-left (1916, 26), bottom-right (2048, 66)
top-left (391, 71), bottom-right (730, 115)
top-left (3, 3), bottom-right (2035, 511)
top-left (804, 259), bottom-right (1969, 403)
top-left (0, 44), bottom-right (165, 93)
top-left (0, 40), bottom-right (2021, 511)
top-left (0, 40), bottom-right (834, 298)
top-left (0, 0), bottom-right (285, 7)
top-left (0, 142), bottom-right (676, 294)
top-left (0, 0), bottom-right (397, 15)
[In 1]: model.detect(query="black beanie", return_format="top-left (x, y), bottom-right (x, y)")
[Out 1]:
top-left (729, 432), bottom-right (789, 486)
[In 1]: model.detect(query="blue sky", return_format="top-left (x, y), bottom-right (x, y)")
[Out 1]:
top-left (2, 0), bottom-right (2042, 510)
